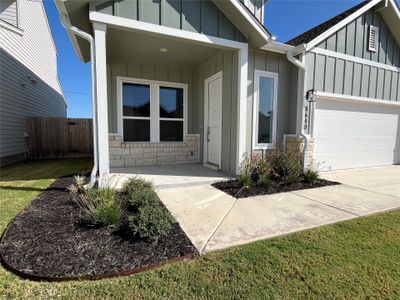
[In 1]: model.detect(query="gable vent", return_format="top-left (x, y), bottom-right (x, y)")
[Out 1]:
top-left (368, 25), bottom-right (379, 52)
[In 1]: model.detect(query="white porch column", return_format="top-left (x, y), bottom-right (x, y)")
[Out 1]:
top-left (236, 44), bottom-right (248, 175)
top-left (93, 22), bottom-right (110, 177)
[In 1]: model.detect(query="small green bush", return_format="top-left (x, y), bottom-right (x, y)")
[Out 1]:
top-left (258, 174), bottom-right (272, 187)
top-left (303, 168), bottom-right (320, 185)
top-left (121, 177), bottom-right (158, 209)
top-left (75, 187), bottom-right (125, 226)
top-left (128, 204), bottom-right (175, 243)
top-left (238, 174), bottom-right (252, 188)
top-left (241, 153), bottom-right (273, 182)
top-left (269, 147), bottom-right (302, 183)
top-left (68, 175), bottom-right (86, 195)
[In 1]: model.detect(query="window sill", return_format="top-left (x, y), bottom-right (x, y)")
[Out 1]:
top-left (0, 20), bottom-right (23, 36)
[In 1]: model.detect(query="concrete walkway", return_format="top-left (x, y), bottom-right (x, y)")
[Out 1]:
top-left (158, 165), bottom-right (400, 254)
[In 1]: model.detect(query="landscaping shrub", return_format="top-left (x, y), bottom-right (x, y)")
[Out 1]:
top-left (258, 173), bottom-right (272, 187)
top-left (241, 152), bottom-right (273, 182)
top-left (121, 177), bottom-right (158, 209)
top-left (303, 168), bottom-right (320, 185)
top-left (75, 188), bottom-right (126, 227)
top-left (128, 204), bottom-right (175, 243)
top-left (238, 174), bottom-right (252, 188)
top-left (268, 147), bottom-right (302, 183)
top-left (67, 175), bottom-right (86, 195)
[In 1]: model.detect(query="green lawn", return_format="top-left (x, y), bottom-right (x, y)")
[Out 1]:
top-left (1, 159), bottom-right (399, 299)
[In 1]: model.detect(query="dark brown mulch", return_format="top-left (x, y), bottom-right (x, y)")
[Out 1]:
top-left (212, 179), bottom-right (340, 199)
top-left (0, 177), bottom-right (197, 280)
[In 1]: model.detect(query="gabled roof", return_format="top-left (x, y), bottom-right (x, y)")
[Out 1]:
top-left (56, 0), bottom-right (272, 63)
top-left (286, 0), bottom-right (400, 51)
top-left (287, 0), bottom-right (369, 46)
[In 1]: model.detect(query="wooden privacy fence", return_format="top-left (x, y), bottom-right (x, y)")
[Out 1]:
top-left (26, 117), bottom-right (93, 159)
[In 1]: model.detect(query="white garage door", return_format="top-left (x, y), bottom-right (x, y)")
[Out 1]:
top-left (313, 98), bottom-right (400, 171)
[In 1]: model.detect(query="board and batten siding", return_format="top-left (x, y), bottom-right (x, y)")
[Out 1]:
top-left (0, 0), bottom-right (66, 164)
top-left (247, 49), bottom-right (299, 154)
top-left (317, 7), bottom-right (400, 67)
top-left (96, 0), bottom-right (246, 42)
top-left (307, 7), bottom-right (400, 102)
top-left (0, 0), bottom-right (17, 27)
top-left (238, 0), bottom-right (265, 24)
top-left (196, 50), bottom-right (238, 174)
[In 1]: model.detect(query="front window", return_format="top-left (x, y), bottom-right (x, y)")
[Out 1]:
top-left (159, 87), bottom-right (184, 141)
top-left (253, 70), bottom-right (278, 149)
top-left (120, 78), bottom-right (186, 142)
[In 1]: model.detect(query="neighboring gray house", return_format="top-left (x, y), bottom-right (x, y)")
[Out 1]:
top-left (0, 0), bottom-right (66, 166)
top-left (56, 0), bottom-right (399, 182)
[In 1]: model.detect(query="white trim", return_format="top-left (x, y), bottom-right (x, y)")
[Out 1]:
top-left (203, 71), bottom-right (223, 169)
top-left (252, 70), bottom-right (279, 150)
top-left (236, 44), bottom-right (248, 174)
top-left (228, 0), bottom-right (271, 41)
top-left (305, 0), bottom-right (381, 51)
top-left (89, 11), bottom-right (247, 50)
top-left (311, 47), bottom-right (400, 73)
top-left (93, 22), bottom-right (110, 176)
top-left (116, 76), bottom-right (188, 143)
top-left (0, 19), bottom-right (23, 35)
top-left (261, 42), bottom-right (295, 54)
top-left (314, 91), bottom-right (400, 107)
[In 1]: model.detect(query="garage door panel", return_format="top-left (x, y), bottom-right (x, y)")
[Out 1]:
top-left (315, 150), bottom-right (397, 170)
top-left (315, 136), bottom-right (398, 153)
top-left (314, 98), bottom-right (400, 171)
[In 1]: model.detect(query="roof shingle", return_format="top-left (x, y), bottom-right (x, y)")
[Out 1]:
top-left (286, 0), bottom-right (371, 46)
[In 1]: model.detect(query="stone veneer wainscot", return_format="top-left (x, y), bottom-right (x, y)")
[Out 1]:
top-left (109, 134), bottom-right (200, 168)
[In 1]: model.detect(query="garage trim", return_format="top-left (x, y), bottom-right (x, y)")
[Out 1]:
top-left (314, 91), bottom-right (400, 107)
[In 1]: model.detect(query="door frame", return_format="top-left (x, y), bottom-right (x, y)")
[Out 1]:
top-left (203, 71), bottom-right (223, 169)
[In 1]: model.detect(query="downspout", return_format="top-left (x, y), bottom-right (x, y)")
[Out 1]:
top-left (59, 14), bottom-right (99, 186)
top-left (286, 51), bottom-right (309, 169)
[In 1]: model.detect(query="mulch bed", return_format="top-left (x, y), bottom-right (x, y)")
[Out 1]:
top-left (213, 179), bottom-right (340, 199)
top-left (0, 176), bottom-right (197, 281)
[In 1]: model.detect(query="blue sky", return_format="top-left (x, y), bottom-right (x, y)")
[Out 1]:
top-left (43, 0), bottom-right (399, 118)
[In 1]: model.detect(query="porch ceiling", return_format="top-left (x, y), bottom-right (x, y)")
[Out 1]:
top-left (106, 28), bottom-right (220, 67)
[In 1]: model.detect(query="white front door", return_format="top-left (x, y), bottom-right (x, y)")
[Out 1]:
top-left (204, 72), bottom-right (222, 168)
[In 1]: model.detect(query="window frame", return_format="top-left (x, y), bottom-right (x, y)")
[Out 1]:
top-left (117, 76), bottom-right (188, 143)
top-left (252, 70), bottom-right (278, 150)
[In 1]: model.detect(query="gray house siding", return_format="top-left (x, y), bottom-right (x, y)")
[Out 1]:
top-left (238, 0), bottom-right (264, 24)
top-left (196, 50), bottom-right (238, 174)
top-left (307, 7), bottom-right (400, 102)
top-left (106, 49), bottom-right (240, 174)
top-left (0, 0), bottom-right (17, 27)
top-left (247, 49), bottom-right (298, 154)
top-left (96, 0), bottom-right (247, 42)
top-left (317, 7), bottom-right (400, 67)
top-left (0, 49), bottom-right (66, 165)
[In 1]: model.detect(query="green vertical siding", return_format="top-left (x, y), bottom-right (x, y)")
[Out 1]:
top-left (308, 6), bottom-right (400, 102)
top-left (317, 7), bottom-right (400, 67)
top-left (195, 51), bottom-right (238, 174)
top-left (96, 0), bottom-right (247, 43)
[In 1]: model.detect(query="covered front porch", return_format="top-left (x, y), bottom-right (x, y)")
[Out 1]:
top-left (91, 16), bottom-right (248, 178)
top-left (105, 163), bottom-right (232, 190)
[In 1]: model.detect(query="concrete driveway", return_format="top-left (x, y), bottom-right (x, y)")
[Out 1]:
top-left (157, 165), bottom-right (400, 254)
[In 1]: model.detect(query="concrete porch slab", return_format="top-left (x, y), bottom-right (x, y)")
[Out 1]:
top-left (107, 164), bottom-right (232, 189)
top-left (203, 192), bottom-right (356, 253)
top-left (157, 185), bottom-right (236, 251)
